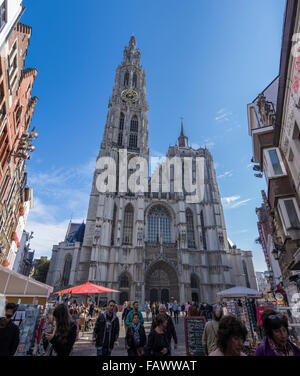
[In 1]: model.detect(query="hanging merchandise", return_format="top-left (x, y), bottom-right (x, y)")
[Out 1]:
top-left (12, 304), bottom-right (42, 356)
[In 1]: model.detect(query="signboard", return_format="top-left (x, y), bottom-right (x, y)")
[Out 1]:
top-left (184, 316), bottom-right (206, 356)
top-left (0, 294), bottom-right (6, 317)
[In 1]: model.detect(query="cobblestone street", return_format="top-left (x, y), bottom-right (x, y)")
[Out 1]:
top-left (71, 313), bottom-right (187, 356)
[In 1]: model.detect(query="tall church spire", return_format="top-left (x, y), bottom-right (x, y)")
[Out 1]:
top-left (178, 120), bottom-right (189, 147)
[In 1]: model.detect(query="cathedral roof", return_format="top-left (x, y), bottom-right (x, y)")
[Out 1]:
top-left (227, 238), bottom-right (236, 249)
top-left (65, 222), bottom-right (85, 243)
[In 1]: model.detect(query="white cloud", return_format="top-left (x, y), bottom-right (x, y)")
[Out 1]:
top-left (221, 195), bottom-right (251, 209)
top-left (215, 108), bottom-right (232, 122)
top-left (217, 170), bottom-right (233, 179)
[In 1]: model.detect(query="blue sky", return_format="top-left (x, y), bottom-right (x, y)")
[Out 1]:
top-left (22, 0), bottom-right (286, 271)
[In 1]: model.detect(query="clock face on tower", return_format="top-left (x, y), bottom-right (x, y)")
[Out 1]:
top-left (121, 89), bottom-right (139, 103)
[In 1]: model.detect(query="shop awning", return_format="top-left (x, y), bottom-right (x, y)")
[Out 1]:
top-left (217, 286), bottom-right (263, 298)
top-left (54, 282), bottom-right (120, 295)
top-left (0, 265), bottom-right (53, 298)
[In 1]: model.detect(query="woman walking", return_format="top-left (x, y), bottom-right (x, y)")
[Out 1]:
top-left (209, 315), bottom-right (247, 356)
top-left (43, 304), bottom-right (77, 356)
top-left (255, 309), bottom-right (300, 356)
top-left (173, 301), bottom-right (179, 324)
top-left (125, 313), bottom-right (146, 356)
top-left (146, 314), bottom-right (170, 356)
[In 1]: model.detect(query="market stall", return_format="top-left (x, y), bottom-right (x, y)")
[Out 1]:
top-left (0, 265), bottom-right (53, 305)
top-left (217, 286), bottom-right (263, 353)
top-left (0, 266), bottom-right (54, 356)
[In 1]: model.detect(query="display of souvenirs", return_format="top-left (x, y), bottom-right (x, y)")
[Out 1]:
top-left (12, 305), bottom-right (42, 356)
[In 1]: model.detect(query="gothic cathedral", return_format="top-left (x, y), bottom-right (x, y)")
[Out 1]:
top-left (46, 36), bottom-right (257, 304)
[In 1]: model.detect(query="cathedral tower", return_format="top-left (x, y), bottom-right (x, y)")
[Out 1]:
top-left (47, 37), bottom-right (258, 304)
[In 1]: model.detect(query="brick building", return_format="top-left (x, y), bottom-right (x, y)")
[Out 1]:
top-left (0, 4), bottom-right (38, 269)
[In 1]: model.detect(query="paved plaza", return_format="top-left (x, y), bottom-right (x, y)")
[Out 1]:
top-left (71, 313), bottom-right (187, 356)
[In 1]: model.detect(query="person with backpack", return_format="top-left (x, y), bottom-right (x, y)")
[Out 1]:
top-left (93, 300), bottom-right (120, 356)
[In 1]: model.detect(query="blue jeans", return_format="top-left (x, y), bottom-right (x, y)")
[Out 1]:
top-left (97, 347), bottom-right (111, 356)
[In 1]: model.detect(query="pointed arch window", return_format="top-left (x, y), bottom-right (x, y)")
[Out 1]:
top-left (191, 274), bottom-right (199, 289)
top-left (186, 208), bottom-right (195, 248)
top-left (124, 71), bottom-right (129, 86)
top-left (148, 205), bottom-right (171, 243)
top-left (133, 72), bottom-right (137, 88)
top-left (118, 132), bottom-right (123, 146)
top-left (119, 113), bottom-right (124, 130)
top-left (123, 204), bottom-right (134, 245)
top-left (128, 115), bottom-right (138, 149)
top-left (200, 211), bottom-right (207, 250)
top-left (62, 254), bottom-right (72, 287)
top-left (111, 204), bottom-right (117, 245)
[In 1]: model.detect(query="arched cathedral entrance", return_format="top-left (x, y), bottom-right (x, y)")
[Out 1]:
top-left (145, 261), bottom-right (179, 304)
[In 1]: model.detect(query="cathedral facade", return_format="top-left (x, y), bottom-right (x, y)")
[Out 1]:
top-left (46, 37), bottom-right (257, 304)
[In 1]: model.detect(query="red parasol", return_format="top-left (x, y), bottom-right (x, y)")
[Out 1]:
top-left (54, 282), bottom-right (120, 295)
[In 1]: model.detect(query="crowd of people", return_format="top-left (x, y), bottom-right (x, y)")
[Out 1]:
top-left (0, 299), bottom-right (300, 357)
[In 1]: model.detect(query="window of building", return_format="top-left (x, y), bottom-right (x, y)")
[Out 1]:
top-left (133, 72), bottom-right (137, 88)
top-left (62, 254), bottom-right (72, 287)
top-left (278, 197), bottom-right (300, 233)
top-left (122, 204), bottom-right (134, 245)
top-left (186, 208), bottom-right (195, 248)
top-left (0, 1), bottom-right (7, 32)
top-left (147, 205), bottom-right (171, 243)
top-left (128, 134), bottom-right (137, 149)
top-left (8, 41), bottom-right (18, 90)
top-left (119, 113), bottom-right (124, 130)
top-left (111, 204), bottom-right (117, 245)
top-left (120, 274), bottom-right (129, 288)
top-left (117, 132), bottom-right (123, 146)
top-left (292, 121), bottom-right (300, 155)
top-left (191, 274), bottom-right (199, 288)
top-left (200, 210), bottom-right (207, 250)
top-left (130, 116), bottom-right (138, 132)
top-left (124, 71), bottom-right (129, 86)
top-left (263, 147), bottom-right (286, 179)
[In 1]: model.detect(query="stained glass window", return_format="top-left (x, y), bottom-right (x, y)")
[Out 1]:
top-left (148, 205), bottom-right (171, 243)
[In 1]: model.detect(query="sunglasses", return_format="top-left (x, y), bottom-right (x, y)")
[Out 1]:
top-left (268, 314), bottom-right (285, 320)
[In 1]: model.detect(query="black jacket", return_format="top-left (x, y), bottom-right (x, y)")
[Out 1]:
top-left (151, 314), bottom-right (177, 345)
top-left (0, 320), bottom-right (20, 356)
top-left (145, 329), bottom-right (170, 356)
top-left (93, 312), bottom-right (119, 349)
top-left (122, 307), bottom-right (132, 321)
top-left (125, 325), bottom-right (146, 350)
top-left (43, 321), bottom-right (77, 356)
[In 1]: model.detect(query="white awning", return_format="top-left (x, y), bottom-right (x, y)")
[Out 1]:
top-left (0, 265), bottom-right (53, 298)
top-left (217, 286), bottom-right (262, 298)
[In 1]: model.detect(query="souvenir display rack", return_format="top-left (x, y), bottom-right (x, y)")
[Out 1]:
top-left (12, 304), bottom-right (42, 356)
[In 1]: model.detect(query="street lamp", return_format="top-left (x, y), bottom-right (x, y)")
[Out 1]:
top-left (11, 127), bottom-right (38, 160)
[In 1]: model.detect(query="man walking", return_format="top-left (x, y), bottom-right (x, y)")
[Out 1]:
top-left (0, 303), bottom-right (20, 356)
top-left (122, 301), bottom-right (132, 327)
top-left (93, 300), bottom-right (120, 356)
top-left (126, 301), bottom-right (144, 327)
top-left (151, 304), bottom-right (178, 355)
top-left (202, 305), bottom-right (223, 356)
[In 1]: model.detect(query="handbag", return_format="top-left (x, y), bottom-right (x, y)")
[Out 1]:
top-left (44, 343), bottom-right (57, 356)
